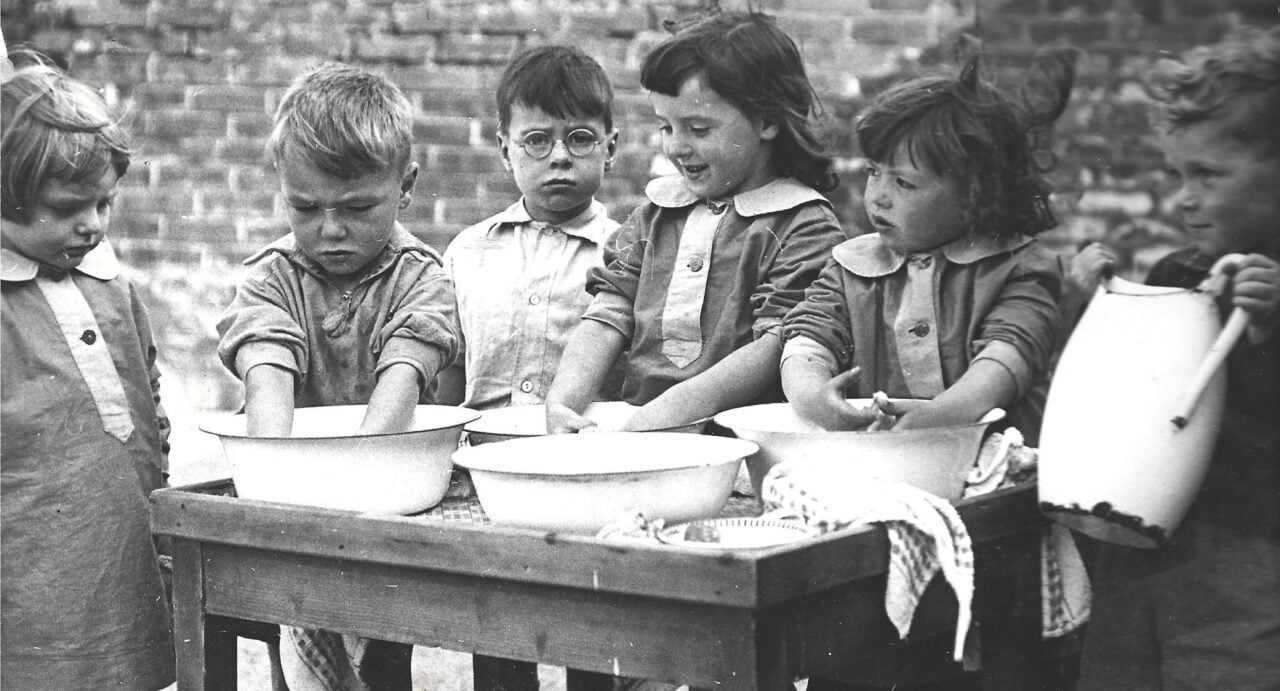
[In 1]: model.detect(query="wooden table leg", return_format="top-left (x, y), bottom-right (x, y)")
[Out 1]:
top-left (172, 539), bottom-right (238, 690)
top-left (974, 528), bottom-right (1042, 691)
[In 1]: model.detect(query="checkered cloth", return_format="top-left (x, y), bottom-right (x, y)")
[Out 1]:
top-left (760, 427), bottom-right (1091, 669)
top-left (963, 429), bottom-right (1091, 640)
top-left (762, 462), bottom-right (975, 662)
top-left (279, 627), bottom-right (367, 691)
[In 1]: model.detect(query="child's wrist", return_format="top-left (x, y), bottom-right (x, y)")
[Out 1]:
top-left (1245, 303), bottom-right (1279, 344)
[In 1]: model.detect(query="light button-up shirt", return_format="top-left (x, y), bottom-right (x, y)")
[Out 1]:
top-left (444, 198), bottom-right (617, 410)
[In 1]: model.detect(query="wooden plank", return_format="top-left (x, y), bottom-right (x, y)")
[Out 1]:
top-left (171, 539), bottom-right (237, 690)
top-left (954, 484), bottom-right (1043, 541)
top-left (153, 482), bottom-right (1038, 609)
top-left (153, 488), bottom-right (765, 606)
top-left (198, 544), bottom-right (765, 689)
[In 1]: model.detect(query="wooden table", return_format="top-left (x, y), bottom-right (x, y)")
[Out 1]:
top-left (152, 480), bottom-right (1044, 690)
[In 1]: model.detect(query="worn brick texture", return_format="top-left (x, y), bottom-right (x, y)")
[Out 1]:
top-left (2, 0), bottom-right (1276, 410)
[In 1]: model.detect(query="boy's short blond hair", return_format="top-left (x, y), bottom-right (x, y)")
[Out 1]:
top-left (266, 62), bottom-right (413, 179)
top-left (1, 50), bottom-right (130, 223)
top-left (1147, 25), bottom-right (1280, 153)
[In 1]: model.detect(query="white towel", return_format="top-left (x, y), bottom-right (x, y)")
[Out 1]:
top-left (762, 463), bottom-right (974, 662)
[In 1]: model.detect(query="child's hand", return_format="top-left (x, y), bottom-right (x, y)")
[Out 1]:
top-left (545, 402), bottom-right (598, 434)
top-left (792, 367), bottom-right (881, 432)
top-left (1228, 253), bottom-right (1280, 332)
top-left (1068, 242), bottom-right (1117, 295)
top-left (879, 397), bottom-right (978, 431)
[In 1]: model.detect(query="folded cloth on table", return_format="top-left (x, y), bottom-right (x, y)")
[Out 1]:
top-left (963, 428), bottom-right (1091, 639)
top-left (761, 462), bottom-right (974, 662)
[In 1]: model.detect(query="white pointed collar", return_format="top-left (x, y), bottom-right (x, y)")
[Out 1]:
top-left (1, 240), bottom-right (121, 282)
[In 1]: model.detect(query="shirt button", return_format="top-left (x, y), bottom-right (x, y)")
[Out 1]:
top-left (688, 257), bottom-right (704, 272)
top-left (80, 329), bottom-right (97, 345)
top-left (910, 322), bottom-right (931, 337)
top-left (519, 381), bottom-right (534, 394)
top-left (528, 294), bottom-right (541, 305)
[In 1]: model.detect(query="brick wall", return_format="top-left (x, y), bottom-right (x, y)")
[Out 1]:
top-left (4, 0), bottom-right (975, 256)
top-left (2, 0), bottom-right (1275, 410)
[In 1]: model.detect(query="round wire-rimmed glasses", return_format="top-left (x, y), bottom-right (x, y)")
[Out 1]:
top-left (516, 129), bottom-right (600, 159)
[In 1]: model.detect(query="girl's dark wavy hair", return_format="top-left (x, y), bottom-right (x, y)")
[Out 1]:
top-left (857, 49), bottom-right (1077, 239)
top-left (640, 10), bottom-right (839, 193)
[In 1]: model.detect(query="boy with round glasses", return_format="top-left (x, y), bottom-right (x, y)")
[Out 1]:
top-left (439, 45), bottom-right (619, 412)
top-left (437, 44), bottom-right (619, 690)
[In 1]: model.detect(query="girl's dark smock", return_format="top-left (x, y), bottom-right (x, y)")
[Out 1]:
top-left (583, 175), bottom-right (848, 405)
top-left (1, 244), bottom-right (174, 689)
top-left (783, 231), bottom-right (1062, 442)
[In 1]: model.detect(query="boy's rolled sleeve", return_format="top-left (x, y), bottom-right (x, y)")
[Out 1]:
top-left (372, 260), bottom-right (459, 381)
top-left (216, 275), bottom-right (308, 381)
top-left (751, 209), bottom-right (847, 339)
top-left (233, 340), bottom-right (300, 379)
top-left (971, 247), bottom-right (1063, 381)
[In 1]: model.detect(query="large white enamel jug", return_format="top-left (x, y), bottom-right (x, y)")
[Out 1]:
top-left (1039, 258), bottom-right (1244, 548)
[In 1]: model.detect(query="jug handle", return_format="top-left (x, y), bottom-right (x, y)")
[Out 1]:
top-left (1170, 254), bottom-right (1249, 429)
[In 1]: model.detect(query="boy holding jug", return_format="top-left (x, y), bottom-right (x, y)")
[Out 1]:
top-left (1070, 26), bottom-right (1280, 690)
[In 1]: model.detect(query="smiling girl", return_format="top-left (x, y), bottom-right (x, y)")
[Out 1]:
top-left (781, 52), bottom-right (1076, 441)
top-left (545, 10), bottom-right (848, 434)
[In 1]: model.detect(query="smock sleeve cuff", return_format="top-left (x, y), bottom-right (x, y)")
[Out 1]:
top-left (582, 290), bottom-right (635, 340)
top-left (234, 341), bottom-right (299, 380)
top-left (972, 340), bottom-right (1033, 398)
top-left (781, 335), bottom-right (840, 375)
top-left (752, 317), bottom-right (784, 340)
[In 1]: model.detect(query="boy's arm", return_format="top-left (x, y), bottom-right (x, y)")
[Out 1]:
top-left (243, 363), bottom-right (296, 437)
top-left (217, 268), bottom-right (306, 438)
top-left (545, 319), bottom-right (628, 433)
top-left (359, 361), bottom-right (434, 434)
top-left (374, 257), bottom-right (460, 396)
top-left (624, 333), bottom-right (782, 431)
top-left (434, 248), bottom-right (467, 407)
